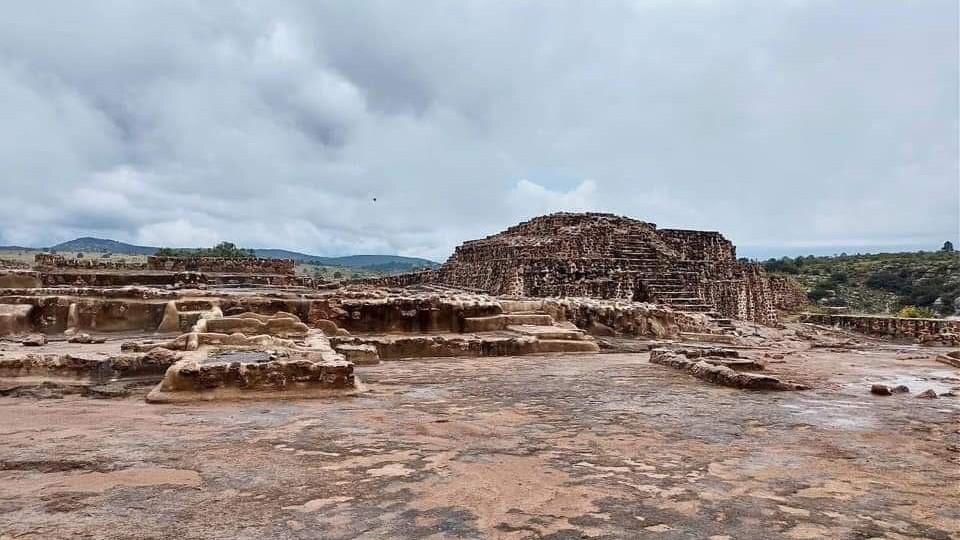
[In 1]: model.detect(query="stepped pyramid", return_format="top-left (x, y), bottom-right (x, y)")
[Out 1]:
top-left (429, 212), bottom-right (783, 325)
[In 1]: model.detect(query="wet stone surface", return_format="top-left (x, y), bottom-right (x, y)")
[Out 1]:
top-left (0, 343), bottom-right (958, 539)
top-left (203, 349), bottom-right (275, 365)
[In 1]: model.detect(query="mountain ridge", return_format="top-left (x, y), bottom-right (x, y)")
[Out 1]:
top-left (1, 237), bottom-right (439, 270)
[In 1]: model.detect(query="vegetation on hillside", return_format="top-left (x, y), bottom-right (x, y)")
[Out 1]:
top-left (155, 242), bottom-right (256, 258)
top-left (762, 247), bottom-right (959, 317)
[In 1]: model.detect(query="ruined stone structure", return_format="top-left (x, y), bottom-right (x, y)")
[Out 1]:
top-left (146, 256), bottom-right (295, 275)
top-left (34, 253), bottom-right (147, 271)
top-left (800, 313), bottom-right (960, 343)
top-left (34, 253), bottom-right (296, 276)
top-left (768, 274), bottom-right (809, 312)
top-left (403, 213), bottom-right (793, 325)
top-left (31, 253), bottom-right (306, 288)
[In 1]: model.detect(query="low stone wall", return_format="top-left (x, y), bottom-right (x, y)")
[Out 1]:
top-left (0, 270), bottom-right (42, 288)
top-left (0, 259), bottom-right (31, 270)
top-left (539, 297), bottom-right (694, 338)
top-left (800, 313), bottom-right (960, 342)
top-left (356, 270), bottom-right (441, 289)
top-left (34, 253), bottom-right (146, 270)
top-left (330, 295), bottom-right (502, 334)
top-left (146, 256), bottom-right (295, 275)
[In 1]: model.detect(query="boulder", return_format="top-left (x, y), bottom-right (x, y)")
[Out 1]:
top-left (586, 321), bottom-right (616, 337)
top-left (66, 333), bottom-right (103, 344)
top-left (21, 334), bottom-right (47, 347)
top-left (313, 319), bottom-right (343, 337)
top-left (335, 343), bottom-right (380, 365)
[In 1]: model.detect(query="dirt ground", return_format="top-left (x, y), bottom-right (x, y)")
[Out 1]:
top-left (1, 333), bottom-right (958, 539)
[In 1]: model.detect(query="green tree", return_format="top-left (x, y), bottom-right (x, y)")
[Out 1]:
top-left (942, 241), bottom-right (955, 252)
top-left (156, 242), bottom-right (255, 259)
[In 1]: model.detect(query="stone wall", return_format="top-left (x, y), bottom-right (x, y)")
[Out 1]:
top-left (800, 313), bottom-right (960, 342)
top-left (0, 259), bottom-right (30, 270)
top-left (657, 229), bottom-right (735, 261)
top-left (34, 253), bottom-right (146, 270)
top-left (146, 256), bottom-right (295, 275)
top-left (768, 274), bottom-right (808, 311)
top-left (0, 270), bottom-right (42, 288)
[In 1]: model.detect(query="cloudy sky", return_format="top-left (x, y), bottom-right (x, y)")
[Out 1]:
top-left (0, 1), bottom-right (956, 261)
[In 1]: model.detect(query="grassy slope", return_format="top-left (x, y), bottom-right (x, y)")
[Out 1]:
top-left (763, 250), bottom-right (960, 315)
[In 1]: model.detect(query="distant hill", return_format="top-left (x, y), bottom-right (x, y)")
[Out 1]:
top-left (763, 249), bottom-right (959, 316)
top-left (34, 237), bottom-right (439, 271)
top-left (251, 249), bottom-right (438, 269)
top-left (51, 237), bottom-right (157, 255)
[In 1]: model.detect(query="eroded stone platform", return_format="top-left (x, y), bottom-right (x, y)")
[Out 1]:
top-left (0, 329), bottom-right (957, 539)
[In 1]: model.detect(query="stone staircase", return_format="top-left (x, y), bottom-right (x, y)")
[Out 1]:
top-left (612, 238), bottom-right (715, 314)
top-left (463, 300), bottom-right (600, 354)
top-left (461, 313), bottom-right (555, 332)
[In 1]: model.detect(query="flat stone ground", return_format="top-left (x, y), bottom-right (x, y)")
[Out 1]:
top-left (1, 340), bottom-right (958, 539)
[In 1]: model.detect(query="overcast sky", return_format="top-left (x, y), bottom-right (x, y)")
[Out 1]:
top-left (0, 1), bottom-right (956, 260)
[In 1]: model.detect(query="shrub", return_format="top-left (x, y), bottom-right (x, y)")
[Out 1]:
top-left (807, 284), bottom-right (832, 302)
top-left (896, 305), bottom-right (935, 319)
top-left (156, 242), bottom-right (255, 259)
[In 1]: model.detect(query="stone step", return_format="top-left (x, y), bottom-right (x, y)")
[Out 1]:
top-left (463, 314), bottom-right (555, 332)
top-left (175, 300), bottom-right (217, 311)
top-left (671, 304), bottom-right (715, 312)
top-left (679, 332), bottom-right (738, 345)
top-left (650, 291), bottom-right (700, 298)
top-left (644, 288), bottom-right (688, 294)
top-left (499, 300), bottom-right (545, 313)
top-left (176, 311), bottom-right (205, 331)
top-left (662, 297), bottom-right (706, 304)
top-left (535, 339), bottom-right (601, 354)
top-left (507, 325), bottom-right (587, 341)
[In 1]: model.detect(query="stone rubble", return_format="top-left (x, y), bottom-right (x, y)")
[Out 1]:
top-left (649, 348), bottom-right (807, 391)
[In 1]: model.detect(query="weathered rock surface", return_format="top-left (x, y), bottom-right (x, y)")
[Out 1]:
top-left (204, 312), bottom-right (309, 338)
top-left (334, 343), bottom-right (380, 365)
top-left (0, 304), bottom-right (34, 336)
top-left (146, 350), bottom-right (358, 403)
top-left (0, 348), bottom-right (181, 380)
top-left (67, 333), bottom-right (105, 344)
top-left (332, 334), bottom-right (540, 360)
top-left (21, 334), bottom-right (47, 347)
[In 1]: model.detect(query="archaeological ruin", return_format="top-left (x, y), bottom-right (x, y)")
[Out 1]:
top-left (1, 212), bottom-right (957, 539)
top-left (370, 212), bottom-right (802, 326)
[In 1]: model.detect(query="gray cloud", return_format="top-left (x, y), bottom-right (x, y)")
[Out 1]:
top-left (0, 0), bottom-right (956, 260)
